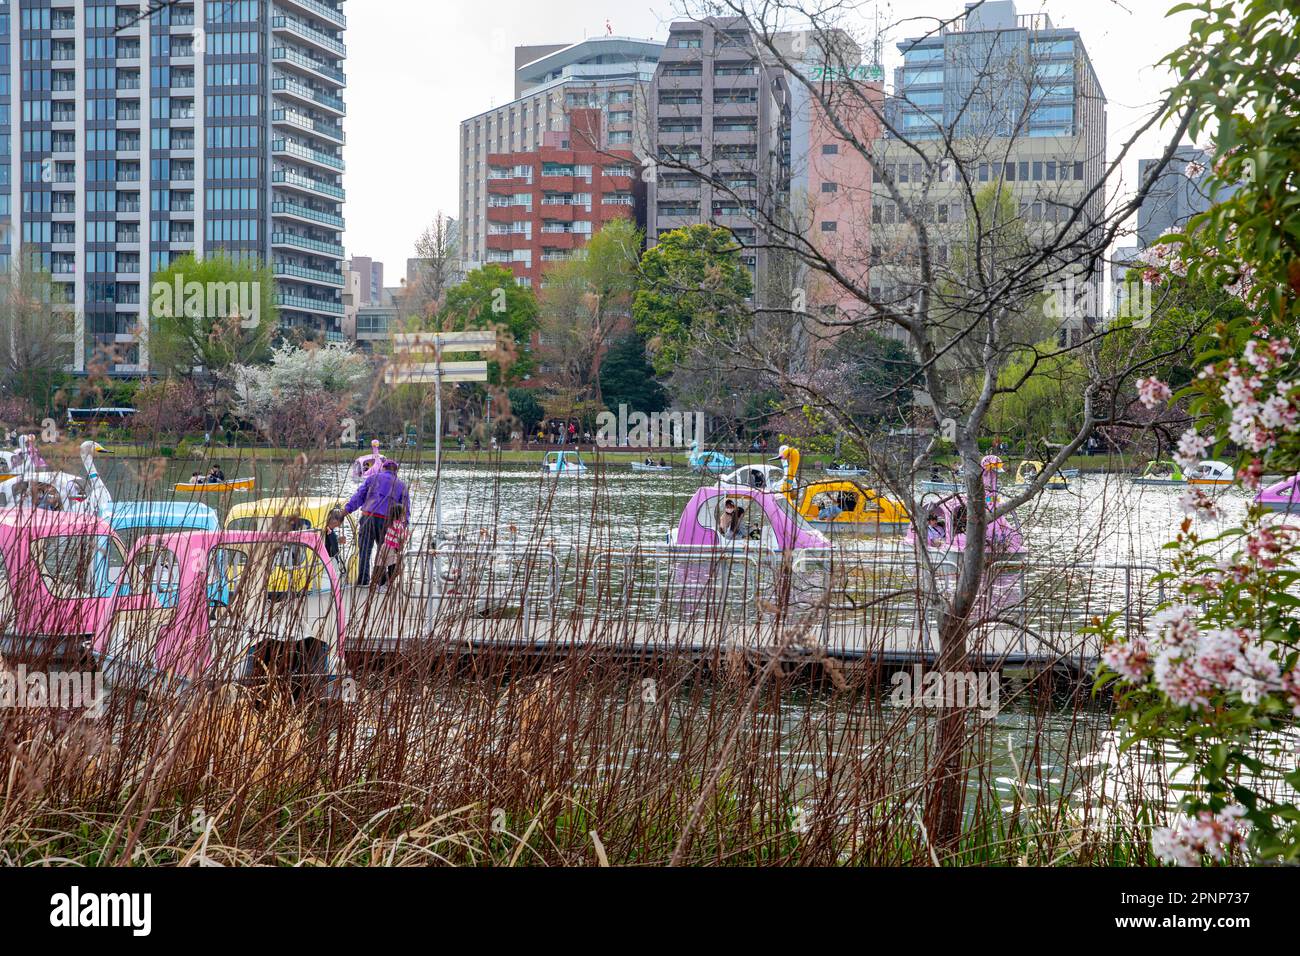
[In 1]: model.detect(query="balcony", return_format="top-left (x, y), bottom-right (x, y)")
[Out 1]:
top-left (272, 76), bottom-right (346, 115)
top-left (272, 108), bottom-right (345, 144)
top-left (275, 293), bottom-right (344, 316)
top-left (272, 16), bottom-right (347, 58)
top-left (272, 169), bottom-right (345, 201)
top-left (273, 262), bottom-right (344, 287)
top-left (272, 138), bottom-right (345, 171)
top-left (277, 0), bottom-right (347, 29)
top-left (272, 200), bottom-right (345, 229)
top-left (272, 47), bottom-right (346, 87)
top-left (271, 231), bottom-right (345, 258)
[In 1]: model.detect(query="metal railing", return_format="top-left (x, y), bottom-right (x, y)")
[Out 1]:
top-left (342, 532), bottom-right (1165, 666)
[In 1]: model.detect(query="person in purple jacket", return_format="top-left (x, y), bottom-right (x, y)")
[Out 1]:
top-left (344, 459), bottom-right (411, 586)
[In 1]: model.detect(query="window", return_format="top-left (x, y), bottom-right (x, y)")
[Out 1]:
top-left (821, 182), bottom-right (838, 193)
top-left (820, 221), bottom-right (837, 232)
top-left (821, 144), bottom-right (839, 155)
top-left (35, 536), bottom-right (112, 600)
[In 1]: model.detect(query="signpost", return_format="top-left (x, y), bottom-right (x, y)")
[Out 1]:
top-left (387, 331), bottom-right (495, 543)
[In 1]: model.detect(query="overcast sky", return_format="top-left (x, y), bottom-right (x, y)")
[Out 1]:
top-left (342, 0), bottom-right (1199, 281)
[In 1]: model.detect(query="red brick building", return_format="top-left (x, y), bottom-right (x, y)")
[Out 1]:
top-left (484, 110), bottom-right (644, 289)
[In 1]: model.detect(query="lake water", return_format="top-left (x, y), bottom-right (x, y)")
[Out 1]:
top-left (89, 451), bottom-right (1235, 825)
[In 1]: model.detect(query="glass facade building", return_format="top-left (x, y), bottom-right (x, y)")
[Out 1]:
top-left (0, 0), bottom-right (346, 375)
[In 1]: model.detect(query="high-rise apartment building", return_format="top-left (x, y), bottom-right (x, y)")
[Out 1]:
top-left (779, 30), bottom-right (881, 328)
top-left (876, 0), bottom-right (1107, 340)
top-left (1, 0), bottom-right (347, 375)
top-left (647, 17), bottom-right (791, 295)
top-left (459, 36), bottom-right (661, 277)
top-left (484, 109), bottom-right (640, 289)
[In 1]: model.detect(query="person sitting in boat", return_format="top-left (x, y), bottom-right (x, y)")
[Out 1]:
top-left (718, 500), bottom-right (744, 540)
top-left (658, 458), bottom-right (667, 467)
top-left (926, 512), bottom-right (946, 544)
top-left (208, 464), bottom-right (226, 483)
top-left (815, 493), bottom-right (842, 521)
top-left (191, 471), bottom-right (203, 484)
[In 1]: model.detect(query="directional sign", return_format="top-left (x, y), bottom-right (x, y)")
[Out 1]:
top-left (385, 360), bottom-right (489, 386)
top-left (392, 330), bottom-right (497, 353)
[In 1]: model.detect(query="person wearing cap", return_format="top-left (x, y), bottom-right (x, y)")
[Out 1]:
top-left (344, 459), bottom-right (411, 586)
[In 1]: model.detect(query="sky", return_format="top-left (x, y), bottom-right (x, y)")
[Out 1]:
top-left (343, 0), bottom-right (1200, 283)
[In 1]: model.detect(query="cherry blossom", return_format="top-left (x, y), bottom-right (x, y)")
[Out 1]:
top-left (1174, 428), bottom-right (1211, 471)
top-left (1136, 377), bottom-right (1173, 409)
top-left (1178, 488), bottom-right (1221, 521)
top-left (1152, 804), bottom-right (1249, 866)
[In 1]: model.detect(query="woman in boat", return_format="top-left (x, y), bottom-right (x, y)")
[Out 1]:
top-left (718, 500), bottom-right (743, 539)
top-left (926, 512), bottom-right (945, 544)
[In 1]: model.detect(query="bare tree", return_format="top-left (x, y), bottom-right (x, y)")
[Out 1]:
top-left (402, 213), bottom-right (460, 320)
top-left (0, 259), bottom-right (73, 414)
top-left (643, 1), bottom-right (1205, 849)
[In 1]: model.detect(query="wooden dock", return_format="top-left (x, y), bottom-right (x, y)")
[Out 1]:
top-left (339, 588), bottom-right (1104, 677)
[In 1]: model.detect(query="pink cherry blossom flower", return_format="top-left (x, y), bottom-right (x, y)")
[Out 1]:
top-left (1174, 429), bottom-right (1211, 471)
top-left (1178, 488), bottom-right (1221, 521)
top-left (1145, 603), bottom-right (1199, 648)
top-left (1102, 637), bottom-right (1152, 683)
top-left (1136, 377), bottom-right (1173, 410)
top-left (1152, 805), bottom-right (1249, 866)
top-left (1154, 646), bottom-right (1213, 710)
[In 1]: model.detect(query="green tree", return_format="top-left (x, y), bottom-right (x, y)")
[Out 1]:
top-left (833, 328), bottom-right (919, 424)
top-left (439, 265), bottom-right (540, 385)
top-left (598, 333), bottom-right (668, 414)
top-left (148, 253), bottom-right (277, 378)
top-left (986, 342), bottom-right (1088, 441)
top-left (633, 224), bottom-right (753, 374)
top-left (505, 387), bottom-right (543, 433)
top-left (538, 218), bottom-right (641, 400)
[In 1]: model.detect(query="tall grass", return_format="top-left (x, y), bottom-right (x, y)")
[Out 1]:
top-left (0, 444), bottom-right (1167, 866)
